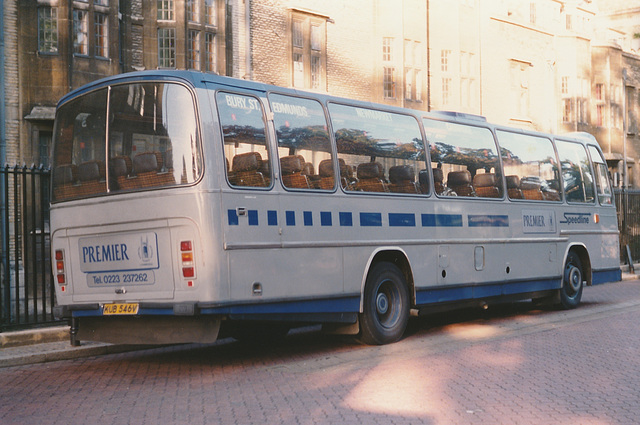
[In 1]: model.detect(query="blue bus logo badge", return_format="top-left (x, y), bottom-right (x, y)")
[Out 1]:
top-left (138, 236), bottom-right (154, 264)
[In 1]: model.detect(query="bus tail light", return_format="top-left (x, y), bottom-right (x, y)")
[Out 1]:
top-left (180, 240), bottom-right (196, 285)
top-left (55, 250), bottom-right (67, 291)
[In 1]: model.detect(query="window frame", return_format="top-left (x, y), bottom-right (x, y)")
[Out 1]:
top-left (38, 6), bottom-right (58, 55)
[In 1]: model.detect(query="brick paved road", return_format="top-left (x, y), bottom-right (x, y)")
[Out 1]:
top-left (1, 279), bottom-right (640, 425)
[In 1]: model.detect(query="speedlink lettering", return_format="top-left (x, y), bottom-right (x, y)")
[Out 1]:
top-left (82, 244), bottom-right (129, 264)
top-left (559, 212), bottom-right (590, 225)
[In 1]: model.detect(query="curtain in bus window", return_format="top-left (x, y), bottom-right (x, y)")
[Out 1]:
top-left (588, 145), bottom-right (613, 205)
top-left (556, 140), bottom-right (595, 203)
top-left (423, 118), bottom-right (503, 198)
top-left (51, 88), bottom-right (108, 202)
top-left (328, 103), bottom-right (427, 194)
top-left (108, 83), bottom-right (201, 192)
top-left (268, 94), bottom-right (333, 190)
top-left (216, 92), bottom-right (270, 188)
top-left (496, 130), bottom-right (561, 202)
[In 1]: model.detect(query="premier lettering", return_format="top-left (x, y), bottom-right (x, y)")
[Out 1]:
top-left (82, 244), bottom-right (129, 264)
top-left (523, 214), bottom-right (545, 227)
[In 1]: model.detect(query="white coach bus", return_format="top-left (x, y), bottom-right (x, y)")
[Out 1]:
top-left (50, 70), bottom-right (621, 345)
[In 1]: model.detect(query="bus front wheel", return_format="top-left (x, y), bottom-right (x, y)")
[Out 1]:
top-left (560, 251), bottom-right (584, 309)
top-left (359, 262), bottom-right (410, 345)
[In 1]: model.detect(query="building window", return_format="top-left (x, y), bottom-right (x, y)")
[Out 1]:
top-left (292, 20), bottom-right (303, 48)
top-left (596, 104), bottom-right (604, 127)
top-left (205, 0), bottom-right (217, 26)
top-left (94, 13), bottom-right (108, 58)
top-left (442, 77), bottom-right (451, 105)
top-left (158, 28), bottom-right (176, 68)
top-left (293, 53), bottom-right (304, 87)
top-left (595, 83), bottom-right (604, 100)
top-left (403, 40), bottom-right (422, 101)
top-left (384, 67), bottom-right (395, 99)
top-left (563, 98), bottom-right (572, 123)
top-left (158, 0), bottom-right (174, 21)
top-left (187, 30), bottom-right (200, 70)
top-left (205, 32), bottom-right (217, 72)
top-left (441, 50), bottom-right (451, 72)
top-left (94, 0), bottom-right (109, 5)
top-left (73, 10), bottom-right (88, 56)
top-left (510, 61), bottom-right (530, 117)
top-left (561, 76), bottom-right (569, 95)
top-left (530, 2), bottom-right (536, 24)
top-left (382, 37), bottom-right (393, 62)
top-left (187, 0), bottom-right (199, 23)
top-left (38, 7), bottom-right (58, 54)
top-left (311, 56), bottom-right (321, 89)
top-left (290, 13), bottom-right (326, 90)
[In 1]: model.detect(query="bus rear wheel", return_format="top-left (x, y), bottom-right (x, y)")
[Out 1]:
top-left (560, 251), bottom-right (584, 309)
top-left (359, 262), bottom-right (410, 345)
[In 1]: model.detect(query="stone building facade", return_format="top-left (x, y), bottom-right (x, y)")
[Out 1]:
top-left (1, 0), bottom-right (639, 188)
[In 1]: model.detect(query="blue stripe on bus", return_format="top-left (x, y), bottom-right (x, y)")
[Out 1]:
top-left (468, 214), bottom-right (509, 227)
top-left (227, 209), bottom-right (510, 228)
top-left (228, 209), bottom-right (239, 226)
top-left (304, 211), bottom-right (313, 226)
top-left (286, 210), bottom-right (296, 226)
top-left (268, 210), bottom-right (278, 226)
top-left (592, 268), bottom-right (622, 285)
top-left (248, 210), bottom-right (259, 226)
top-left (389, 213), bottom-right (416, 227)
top-left (415, 278), bottom-right (561, 305)
top-left (421, 213), bottom-right (463, 227)
top-left (201, 296), bottom-right (361, 315)
top-left (321, 211), bottom-right (332, 226)
top-left (360, 212), bottom-right (383, 227)
top-left (340, 212), bottom-right (353, 227)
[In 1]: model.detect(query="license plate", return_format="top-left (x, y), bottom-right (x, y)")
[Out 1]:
top-left (103, 303), bottom-right (139, 315)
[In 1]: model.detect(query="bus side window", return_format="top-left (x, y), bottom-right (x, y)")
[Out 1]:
top-left (588, 145), bottom-right (613, 205)
top-left (556, 140), bottom-right (595, 203)
top-left (268, 94), bottom-right (334, 191)
top-left (497, 130), bottom-right (561, 202)
top-left (329, 103), bottom-right (427, 195)
top-left (217, 92), bottom-right (271, 188)
top-left (423, 118), bottom-right (502, 198)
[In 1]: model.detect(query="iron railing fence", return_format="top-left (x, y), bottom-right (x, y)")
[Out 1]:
top-left (615, 189), bottom-right (640, 266)
top-left (0, 164), bottom-right (57, 331)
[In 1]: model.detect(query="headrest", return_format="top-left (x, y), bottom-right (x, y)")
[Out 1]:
top-left (447, 170), bottom-right (472, 186)
top-left (109, 156), bottom-right (132, 178)
top-left (473, 173), bottom-right (497, 188)
top-left (53, 164), bottom-right (77, 185)
top-left (389, 165), bottom-right (414, 183)
top-left (357, 162), bottom-right (384, 179)
top-left (318, 159), bottom-right (334, 177)
top-left (133, 152), bottom-right (162, 174)
top-left (78, 161), bottom-right (105, 182)
top-left (232, 152), bottom-right (262, 172)
top-left (506, 175), bottom-right (520, 189)
top-left (280, 155), bottom-right (304, 174)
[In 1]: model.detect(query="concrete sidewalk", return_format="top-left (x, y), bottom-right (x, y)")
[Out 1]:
top-left (0, 325), bottom-right (144, 368)
top-left (1, 268), bottom-right (638, 369)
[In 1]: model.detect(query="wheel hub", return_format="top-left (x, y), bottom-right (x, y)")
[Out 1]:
top-left (565, 265), bottom-right (582, 293)
top-left (376, 292), bottom-right (389, 315)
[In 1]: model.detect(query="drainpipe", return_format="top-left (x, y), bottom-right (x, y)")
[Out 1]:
top-left (245, 0), bottom-right (252, 80)
top-left (0, 0), bottom-right (7, 263)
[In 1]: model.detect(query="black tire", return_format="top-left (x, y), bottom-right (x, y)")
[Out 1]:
top-left (359, 262), bottom-right (410, 345)
top-left (560, 251), bottom-right (584, 309)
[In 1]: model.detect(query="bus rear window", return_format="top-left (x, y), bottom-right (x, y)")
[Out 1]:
top-left (51, 82), bottom-right (201, 202)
